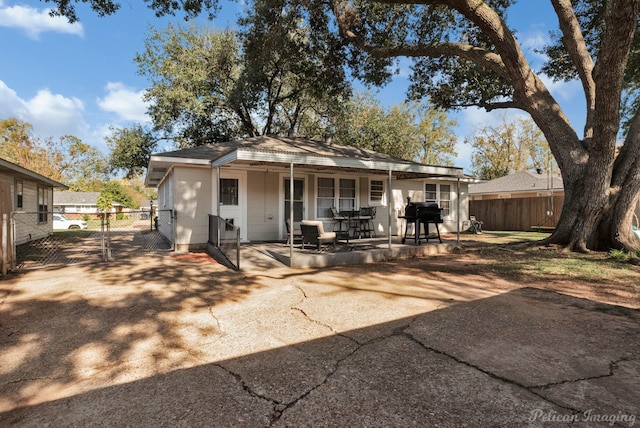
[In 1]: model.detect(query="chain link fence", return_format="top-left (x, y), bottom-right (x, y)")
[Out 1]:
top-left (10, 210), bottom-right (174, 270)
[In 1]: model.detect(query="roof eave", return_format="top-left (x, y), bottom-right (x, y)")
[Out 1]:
top-left (0, 158), bottom-right (68, 189)
top-left (212, 149), bottom-right (465, 179)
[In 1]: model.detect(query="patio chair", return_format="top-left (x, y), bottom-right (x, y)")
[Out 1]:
top-left (468, 216), bottom-right (483, 234)
top-left (300, 220), bottom-right (337, 250)
top-left (357, 206), bottom-right (376, 238)
top-left (331, 207), bottom-right (347, 233)
top-left (285, 218), bottom-right (302, 243)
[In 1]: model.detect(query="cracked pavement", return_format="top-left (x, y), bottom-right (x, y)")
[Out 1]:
top-left (0, 253), bottom-right (638, 427)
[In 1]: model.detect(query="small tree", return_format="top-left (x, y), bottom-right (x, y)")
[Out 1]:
top-left (97, 181), bottom-right (134, 212)
top-left (466, 117), bottom-right (555, 179)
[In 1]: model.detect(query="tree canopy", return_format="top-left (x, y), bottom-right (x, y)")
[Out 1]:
top-left (1, 117), bottom-right (109, 188)
top-left (467, 117), bottom-right (556, 179)
top-left (135, 10), bottom-right (350, 145)
top-left (334, 92), bottom-right (458, 164)
top-left (45, 0), bottom-right (640, 252)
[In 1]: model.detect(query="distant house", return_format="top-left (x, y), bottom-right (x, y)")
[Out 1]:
top-left (469, 170), bottom-right (563, 200)
top-left (0, 157), bottom-right (68, 249)
top-left (53, 191), bottom-right (123, 217)
top-left (53, 191), bottom-right (101, 216)
top-left (469, 170), bottom-right (640, 231)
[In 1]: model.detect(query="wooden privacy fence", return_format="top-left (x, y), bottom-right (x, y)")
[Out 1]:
top-left (469, 195), bottom-right (565, 231)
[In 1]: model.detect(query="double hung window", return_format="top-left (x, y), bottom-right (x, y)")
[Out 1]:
top-left (38, 186), bottom-right (49, 223)
top-left (425, 183), bottom-right (451, 218)
top-left (316, 177), bottom-right (357, 218)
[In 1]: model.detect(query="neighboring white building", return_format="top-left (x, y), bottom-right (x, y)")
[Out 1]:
top-left (53, 191), bottom-right (101, 215)
top-left (0, 157), bottom-right (68, 247)
top-left (53, 191), bottom-right (123, 217)
top-left (145, 136), bottom-right (476, 252)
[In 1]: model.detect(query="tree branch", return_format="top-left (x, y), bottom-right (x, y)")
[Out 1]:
top-left (550, 0), bottom-right (596, 140)
top-left (612, 106), bottom-right (640, 188)
top-left (363, 42), bottom-right (509, 80)
top-left (332, 0), bottom-right (583, 171)
top-left (453, 100), bottom-right (524, 111)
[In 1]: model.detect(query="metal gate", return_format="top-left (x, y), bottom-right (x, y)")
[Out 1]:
top-left (9, 210), bottom-right (175, 271)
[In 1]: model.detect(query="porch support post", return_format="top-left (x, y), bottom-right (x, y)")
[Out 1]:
top-left (289, 162), bottom-right (294, 266)
top-left (456, 173), bottom-right (461, 244)
top-left (388, 169), bottom-right (392, 252)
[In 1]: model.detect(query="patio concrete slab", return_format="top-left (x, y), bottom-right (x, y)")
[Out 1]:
top-left (0, 254), bottom-right (638, 427)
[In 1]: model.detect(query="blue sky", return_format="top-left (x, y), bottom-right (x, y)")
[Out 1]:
top-left (0, 1), bottom-right (585, 174)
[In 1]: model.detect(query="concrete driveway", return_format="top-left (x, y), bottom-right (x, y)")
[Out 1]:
top-left (0, 253), bottom-right (638, 427)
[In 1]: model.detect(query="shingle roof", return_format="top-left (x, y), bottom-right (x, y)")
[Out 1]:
top-left (469, 171), bottom-right (563, 194)
top-left (146, 135), bottom-right (471, 187)
top-left (53, 191), bottom-right (100, 205)
top-left (152, 135), bottom-right (419, 165)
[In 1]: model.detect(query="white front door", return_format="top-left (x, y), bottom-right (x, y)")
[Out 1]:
top-left (218, 171), bottom-right (247, 241)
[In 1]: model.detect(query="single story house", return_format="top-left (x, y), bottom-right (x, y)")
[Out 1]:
top-left (469, 170), bottom-right (564, 200)
top-left (53, 191), bottom-right (123, 217)
top-left (53, 191), bottom-right (101, 216)
top-left (0, 157), bottom-right (68, 249)
top-left (145, 136), bottom-right (476, 252)
top-left (469, 170), bottom-right (640, 231)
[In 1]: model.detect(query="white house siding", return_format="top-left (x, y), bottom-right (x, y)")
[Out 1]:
top-left (6, 177), bottom-right (53, 245)
top-left (389, 179), bottom-right (469, 235)
top-left (170, 166), bottom-right (212, 251)
top-left (157, 173), bottom-right (175, 244)
top-left (157, 165), bottom-right (469, 249)
top-left (246, 170), bottom-right (280, 241)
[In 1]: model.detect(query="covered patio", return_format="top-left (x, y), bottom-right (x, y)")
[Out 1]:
top-left (221, 234), bottom-right (461, 270)
top-left (146, 136), bottom-right (478, 265)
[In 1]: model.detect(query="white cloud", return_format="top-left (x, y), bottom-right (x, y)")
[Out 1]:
top-left (0, 2), bottom-right (83, 39)
top-left (0, 79), bottom-right (88, 142)
top-left (519, 30), bottom-right (550, 67)
top-left (25, 89), bottom-right (86, 135)
top-left (0, 80), bottom-right (27, 117)
top-left (97, 82), bottom-right (149, 123)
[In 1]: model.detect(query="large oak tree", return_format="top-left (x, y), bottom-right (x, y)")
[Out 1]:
top-left (46, 0), bottom-right (640, 252)
top-left (332, 0), bottom-right (640, 253)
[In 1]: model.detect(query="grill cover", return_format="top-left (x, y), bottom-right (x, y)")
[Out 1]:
top-left (404, 201), bottom-right (444, 223)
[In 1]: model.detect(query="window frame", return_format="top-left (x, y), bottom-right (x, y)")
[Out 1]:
top-left (316, 175), bottom-right (358, 219)
top-left (424, 182), bottom-right (452, 219)
top-left (369, 178), bottom-right (386, 206)
top-left (15, 179), bottom-right (23, 209)
top-left (37, 185), bottom-right (49, 223)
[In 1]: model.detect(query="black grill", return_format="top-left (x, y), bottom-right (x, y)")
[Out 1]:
top-left (399, 198), bottom-right (443, 244)
top-left (403, 201), bottom-right (444, 223)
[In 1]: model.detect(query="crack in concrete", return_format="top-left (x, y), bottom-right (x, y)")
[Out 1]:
top-left (400, 328), bottom-right (582, 414)
top-left (290, 284), bottom-right (362, 346)
top-left (212, 362), bottom-right (283, 426)
top-left (181, 282), bottom-right (224, 335)
top-left (529, 359), bottom-right (629, 390)
top-left (266, 342), bottom-right (365, 427)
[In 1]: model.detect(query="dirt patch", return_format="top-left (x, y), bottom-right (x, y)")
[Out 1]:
top-left (167, 251), bottom-right (219, 264)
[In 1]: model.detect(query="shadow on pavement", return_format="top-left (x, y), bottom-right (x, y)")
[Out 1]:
top-left (1, 287), bottom-right (638, 427)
